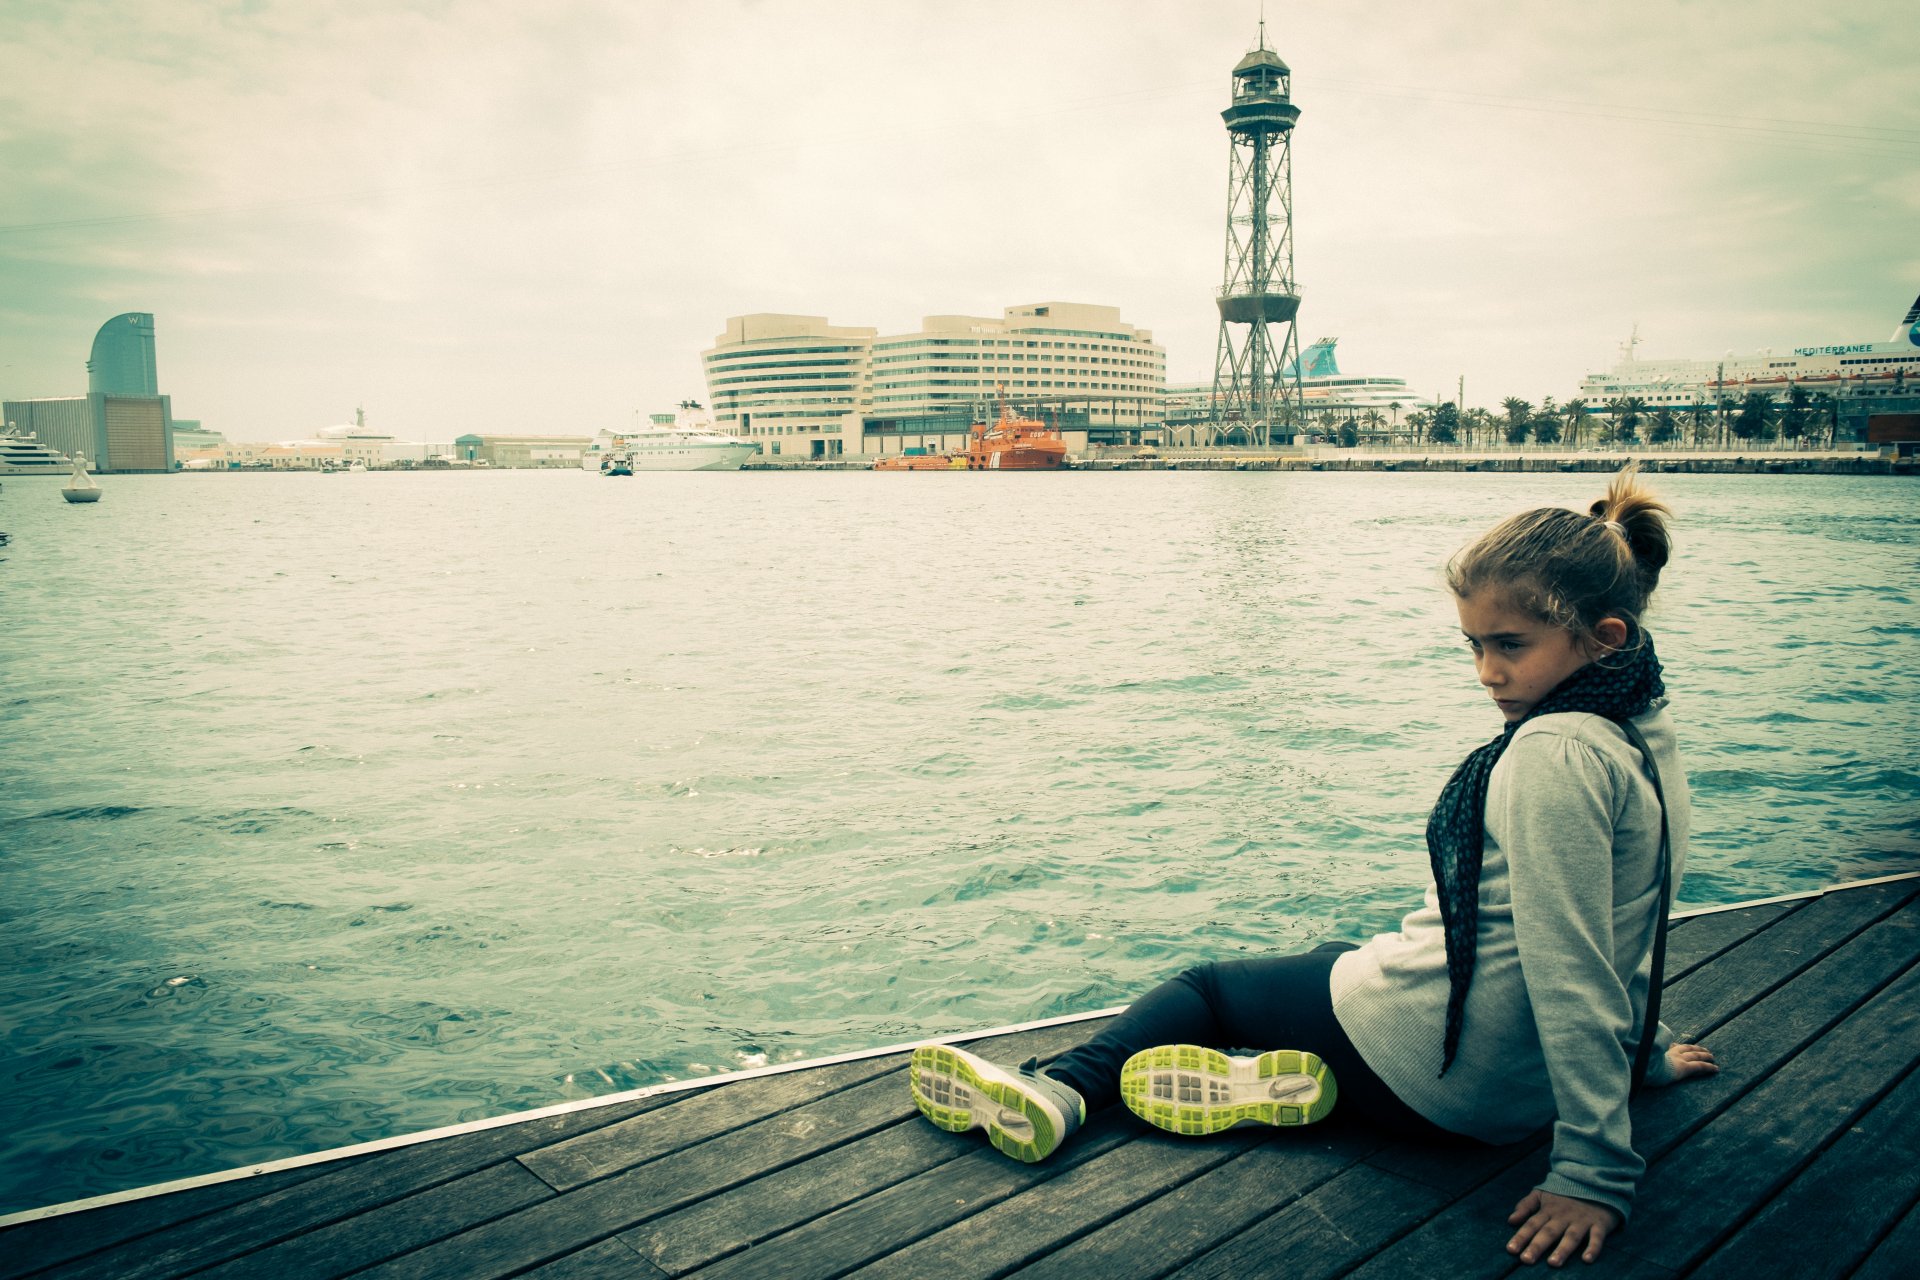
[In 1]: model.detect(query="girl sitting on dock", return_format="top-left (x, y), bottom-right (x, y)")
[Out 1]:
top-left (910, 464), bottom-right (1719, 1268)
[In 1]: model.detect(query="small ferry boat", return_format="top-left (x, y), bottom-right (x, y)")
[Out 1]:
top-left (874, 393), bottom-right (1069, 472)
top-left (581, 401), bottom-right (755, 473)
top-left (0, 428), bottom-right (73, 476)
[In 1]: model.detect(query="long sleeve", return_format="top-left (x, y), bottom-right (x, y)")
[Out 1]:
top-left (1497, 728), bottom-right (1652, 1221)
top-left (1330, 705), bottom-right (1687, 1204)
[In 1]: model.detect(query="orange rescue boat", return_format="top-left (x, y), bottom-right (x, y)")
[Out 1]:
top-left (873, 390), bottom-right (1069, 472)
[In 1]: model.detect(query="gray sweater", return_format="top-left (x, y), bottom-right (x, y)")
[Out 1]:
top-left (1329, 702), bottom-right (1690, 1221)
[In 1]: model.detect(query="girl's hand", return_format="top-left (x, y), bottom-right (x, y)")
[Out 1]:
top-left (1506, 1190), bottom-right (1620, 1266)
top-left (1667, 1041), bottom-right (1718, 1082)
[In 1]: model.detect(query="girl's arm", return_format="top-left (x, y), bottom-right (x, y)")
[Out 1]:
top-left (1497, 727), bottom-right (1651, 1224)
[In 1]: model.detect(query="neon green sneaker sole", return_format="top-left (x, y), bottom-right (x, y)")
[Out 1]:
top-left (909, 1044), bottom-right (1076, 1163)
top-left (1119, 1044), bottom-right (1337, 1135)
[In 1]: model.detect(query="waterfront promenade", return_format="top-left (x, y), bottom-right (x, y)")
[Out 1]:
top-left (4, 873), bottom-right (1914, 1279)
top-left (738, 447), bottom-right (1910, 474)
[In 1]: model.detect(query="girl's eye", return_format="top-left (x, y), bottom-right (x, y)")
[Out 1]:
top-left (1500, 640), bottom-right (1524, 653)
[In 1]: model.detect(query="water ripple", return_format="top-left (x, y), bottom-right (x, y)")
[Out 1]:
top-left (0, 469), bottom-right (1915, 1213)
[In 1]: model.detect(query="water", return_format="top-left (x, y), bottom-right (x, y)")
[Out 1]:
top-left (1, 468), bottom-right (1915, 1213)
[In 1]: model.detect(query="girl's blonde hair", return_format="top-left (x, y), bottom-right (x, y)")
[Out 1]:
top-left (1446, 463), bottom-right (1672, 645)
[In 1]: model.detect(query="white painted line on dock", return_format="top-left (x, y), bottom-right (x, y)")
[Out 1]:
top-left (6, 869), bottom-right (1917, 1229)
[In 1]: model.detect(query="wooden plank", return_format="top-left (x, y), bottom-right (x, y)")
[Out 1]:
top-left (510, 1059), bottom-right (898, 1197)
top-left (1009, 1131), bottom-right (1381, 1280)
top-left (519, 1238), bottom-right (669, 1279)
top-left (24, 1092), bottom-right (683, 1280)
top-left (620, 1112), bottom-right (981, 1275)
top-left (839, 1126), bottom-right (1297, 1280)
top-left (1656, 879), bottom-right (1919, 1037)
top-left (1342, 1152), bottom-right (1545, 1280)
top-left (685, 1124), bottom-right (1141, 1280)
top-left (1850, 1195), bottom-right (1920, 1280)
top-left (1632, 899), bottom-right (1920, 1150)
top-left (1607, 959), bottom-right (1920, 1272)
top-left (347, 1069), bottom-right (918, 1280)
top-left (518, 1018), bottom-right (1099, 1196)
top-left (290, 1021), bottom-right (1098, 1280)
top-left (0, 1160), bottom-right (357, 1278)
top-left (186, 1161), bottom-right (555, 1280)
top-left (1663, 898), bottom-right (1802, 979)
top-left (621, 1019), bottom-right (1115, 1276)
top-left (1166, 1163), bottom-right (1447, 1280)
top-left (1346, 902), bottom-right (1920, 1279)
top-left (518, 1056), bottom-right (902, 1192)
top-left (1365, 1135), bottom-right (1541, 1197)
top-left (1682, 1063), bottom-right (1920, 1280)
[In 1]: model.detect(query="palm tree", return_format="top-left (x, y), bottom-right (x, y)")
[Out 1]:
top-left (1614, 396), bottom-right (1648, 447)
top-left (1685, 399), bottom-right (1713, 449)
top-left (1388, 401), bottom-right (1402, 433)
top-left (1732, 390), bottom-right (1775, 442)
top-left (1562, 397), bottom-right (1589, 448)
top-left (1407, 409), bottom-right (1431, 446)
top-left (1781, 383), bottom-right (1811, 446)
top-left (1810, 391), bottom-right (1838, 448)
top-left (1649, 406), bottom-right (1679, 446)
top-left (1533, 412), bottom-right (1562, 444)
top-left (1362, 408), bottom-right (1385, 443)
top-left (1464, 406), bottom-right (1495, 449)
top-left (1501, 396), bottom-right (1533, 444)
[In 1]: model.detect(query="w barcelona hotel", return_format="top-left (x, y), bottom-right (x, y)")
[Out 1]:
top-left (701, 301), bottom-right (1167, 460)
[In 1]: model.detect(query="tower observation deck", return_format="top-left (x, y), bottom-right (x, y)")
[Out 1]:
top-left (1209, 28), bottom-right (1304, 446)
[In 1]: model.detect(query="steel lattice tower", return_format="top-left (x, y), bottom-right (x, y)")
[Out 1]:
top-left (1209, 27), bottom-right (1303, 447)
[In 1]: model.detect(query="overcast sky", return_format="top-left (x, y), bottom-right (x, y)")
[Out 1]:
top-left (2, 0), bottom-right (1914, 442)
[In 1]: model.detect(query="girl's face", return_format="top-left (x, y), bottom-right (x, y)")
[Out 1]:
top-left (1454, 590), bottom-right (1599, 723)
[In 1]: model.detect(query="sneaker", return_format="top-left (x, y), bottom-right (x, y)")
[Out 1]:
top-left (1119, 1044), bottom-right (1336, 1135)
top-left (909, 1043), bottom-right (1086, 1164)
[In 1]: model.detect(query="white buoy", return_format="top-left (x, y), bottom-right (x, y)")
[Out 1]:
top-left (62, 452), bottom-right (102, 503)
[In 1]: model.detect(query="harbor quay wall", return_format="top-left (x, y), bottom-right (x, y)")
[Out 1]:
top-left (744, 452), bottom-right (1910, 475)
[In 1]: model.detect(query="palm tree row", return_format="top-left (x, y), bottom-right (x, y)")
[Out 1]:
top-left (1318, 384), bottom-right (1847, 450)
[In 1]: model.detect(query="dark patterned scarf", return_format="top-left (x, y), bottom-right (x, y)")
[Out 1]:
top-left (1427, 635), bottom-right (1664, 1075)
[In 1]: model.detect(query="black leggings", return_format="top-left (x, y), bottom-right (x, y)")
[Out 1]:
top-left (1045, 943), bottom-right (1458, 1141)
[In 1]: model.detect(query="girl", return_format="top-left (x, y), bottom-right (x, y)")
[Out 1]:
top-left (910, 464), bottom-right (1719, 1268)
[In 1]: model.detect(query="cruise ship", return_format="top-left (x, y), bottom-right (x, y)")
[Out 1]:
top-left (1164, 338), bottom-right (1432, 427)
top-left (0, 428), bottom-right (73, 476)
top-left (1580, 293), bottom-right (1920, 408)
top-left (1285, 338), bottom-right (1434, 416)
top-left (581, 401), bottom-right (757, 473)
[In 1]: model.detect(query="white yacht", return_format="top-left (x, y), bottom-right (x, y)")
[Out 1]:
top-left (1580, 293), bottom-right (1920, 408)
top-left (0, 428), bottom-right (74, 476)
top-left (581, 401), bottom-right (757, 473)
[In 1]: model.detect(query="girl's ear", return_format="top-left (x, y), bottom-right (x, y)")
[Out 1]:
top-left (1592, 616), bottom-right (1630, 654)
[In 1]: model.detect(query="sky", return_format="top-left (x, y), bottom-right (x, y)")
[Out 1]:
top-left (1, 0), bottom-right (1915, 443)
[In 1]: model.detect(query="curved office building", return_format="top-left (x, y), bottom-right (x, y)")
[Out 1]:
top-left (703, 302), bottom-right (1166, 457)
top-left (88, 312), bottom-right (159, 396)
top-left (702, 315), bottom-right (877, 458)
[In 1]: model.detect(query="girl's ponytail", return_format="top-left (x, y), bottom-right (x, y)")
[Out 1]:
top-left (1449, 463), bottom-right (1673, 645)
top-left (1589, 463), bottom-right (1672, 607)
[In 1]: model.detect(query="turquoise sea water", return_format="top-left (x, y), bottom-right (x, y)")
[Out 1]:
top-left (1, 468), bottom-right (1915, 1213)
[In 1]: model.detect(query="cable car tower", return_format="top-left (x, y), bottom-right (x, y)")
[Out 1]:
top-left (1209, 23), bottom-right (1304, 447)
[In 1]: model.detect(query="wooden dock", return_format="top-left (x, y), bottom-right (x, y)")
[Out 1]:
top-left (4, 874), bottom-right (1916, 1279)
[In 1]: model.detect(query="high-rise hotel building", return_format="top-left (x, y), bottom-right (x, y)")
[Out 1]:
top-left (702, 302), bottom-right (1165, 458)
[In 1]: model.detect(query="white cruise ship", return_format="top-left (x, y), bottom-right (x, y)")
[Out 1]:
top-left (1165, 338), bottom-right (1432, 428)
top-left (1580, 293), bottom-right (1920, 408)
top-left (1285, 338), bottom-right (1434, 415)
top-left (581, 401), bottom-right (757, 473)
top-left (0, 428), bottom-right (74, 476)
